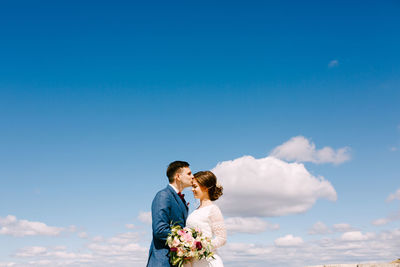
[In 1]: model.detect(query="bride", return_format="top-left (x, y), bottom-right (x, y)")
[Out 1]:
top-left (185, 171), bottom-right (226, 267)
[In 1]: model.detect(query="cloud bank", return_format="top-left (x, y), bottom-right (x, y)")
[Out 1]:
top-left (274, 234), bottom-right (304, 247)
top-left (138, 211), bottom-right (152, 225)
top-left (0, 215), bottom-right (64, 237)
top-left (212, 155), bottom-right (337, 217)
top-left (10, 230), bottom-right (148, 267)
top-left (372, 189), bottom-right (400, 226)
top-left (308, 221), bottom-right (331, 235)
top-left (5, 227), bottom-right (400, 267)
top-left (218, 228), bottom-right (400, 267)
top-left (225, 217), bottom-right (279, 234)
top-left (387, 188), bottom-right (400, 202)
top-left (308, 222), bottom-right (355, 235)
top-left (270, 136), bottom-right (351, 165)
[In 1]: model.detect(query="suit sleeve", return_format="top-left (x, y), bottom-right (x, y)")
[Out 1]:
top-left (151, 190), bottom-right (172, 242)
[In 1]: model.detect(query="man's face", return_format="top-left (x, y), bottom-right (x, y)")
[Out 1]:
top-left (177, 167), bottom-right (194, 188)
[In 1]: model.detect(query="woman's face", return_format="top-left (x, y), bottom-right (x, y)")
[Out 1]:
top-left (192, 179), bottom-right (209, 200)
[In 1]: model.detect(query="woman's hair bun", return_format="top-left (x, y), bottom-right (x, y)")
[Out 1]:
top-left (210, 183), bottom-right (223, 201)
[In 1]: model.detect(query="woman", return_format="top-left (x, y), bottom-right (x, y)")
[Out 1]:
top-left (185, 171), bottom-right (226, 267)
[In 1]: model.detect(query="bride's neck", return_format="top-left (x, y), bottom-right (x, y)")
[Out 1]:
top-left (199, 198), bottom-right (212, 207)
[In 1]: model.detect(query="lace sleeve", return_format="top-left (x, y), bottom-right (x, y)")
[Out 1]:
top-left (209, 205), bottom-right (227, 249)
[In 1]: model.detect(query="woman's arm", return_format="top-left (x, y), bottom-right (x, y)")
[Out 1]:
top-left (209, 205), bottom-right (227, 248)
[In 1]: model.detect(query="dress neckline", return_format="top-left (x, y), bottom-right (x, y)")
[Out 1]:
top-left (196, 203), bottom-right (214, 211)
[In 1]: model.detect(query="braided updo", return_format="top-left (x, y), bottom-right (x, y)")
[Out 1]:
top-left (193, 171), bottom-right (223, 201)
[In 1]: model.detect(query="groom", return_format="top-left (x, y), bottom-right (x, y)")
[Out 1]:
top-left (146, 161), bottom-right (194, 267)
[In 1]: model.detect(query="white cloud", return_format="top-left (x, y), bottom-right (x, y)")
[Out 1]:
top-left (14, 247), bottom-right (47, 257)
top-left (372, 211), bottom-right (400, 226)
top-left (53, 246), bottom-right (67, 251)
top-left (92, 235), bottom-right (104, 242)
top-left (372, 189), bottom-right (400, 226)
top-left (270, 136), bottom-right (351, 165)
top-left (45, 251), bottom-right (82, 259)
top-left (274, 234), bottom-right (304, 247)
top-left (212, 155), bottom-right (337, 217)
top-left (125, 224), bottom-right (135, 229)
top-left (13, 246), bottom-right (93, 265)
top-left (26, 260), bottom-right (52, 266)
top-left (87, 242), bottom-right (146, 256)
top-left (390, 146), bottom-right (398, 151)
top-left (309, 221), bottom-right (331, 235)
top-left (8, 226), bottom-right (400, 267)
top-left (219, 228), bottom-right (400, 267)
top-left (107, 232), bottom-right (141, 245)
top-left (332, 223), bottom-right (354, 232)
top-left (0, 215), bottom-right (64, 237)
top-left (372, 218), bottom-right (390, 226)
top-left (387, 188), bottom-right (400, 202)
top-left (11, 231), bottom-right (148, 266)
top-left (78, 232), bottom-right (89, 238)
top-left (309, 222), bottom-right (356, 235)
top-left (340, 231), bottom-right (372, 241)
top-left (138, 211), bottom-right (152, 224)
top-left (67, 225), bottom-right (77, 233)
top-left (225, 217), bottom-right (279, 234)
top-left (328, 59), bottom-right (339, 68)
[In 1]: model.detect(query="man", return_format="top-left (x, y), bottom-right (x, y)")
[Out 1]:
top-left (146, 161), bottom-right (194, 267)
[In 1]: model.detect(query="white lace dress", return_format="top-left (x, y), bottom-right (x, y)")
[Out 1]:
top-left (185, 204), bottom-right (226, 267)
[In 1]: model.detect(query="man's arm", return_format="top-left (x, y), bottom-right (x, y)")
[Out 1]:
top-left (151, 190), bottom-right (171, 242)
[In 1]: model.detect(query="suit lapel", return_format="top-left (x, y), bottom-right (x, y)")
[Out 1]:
top-left (166, 186), bottom-right (188, 219)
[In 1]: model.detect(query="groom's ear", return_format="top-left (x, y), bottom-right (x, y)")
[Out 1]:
top-left (175, 172), bottom-right (180, 182)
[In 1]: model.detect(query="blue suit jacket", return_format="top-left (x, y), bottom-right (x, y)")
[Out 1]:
top-left (146, 185), bottom-right (188, 267)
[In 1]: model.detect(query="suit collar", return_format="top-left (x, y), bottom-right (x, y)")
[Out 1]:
top-left (166, 186), bottom-right (188, 216)
top-left (169, 184), bottom-right (179, 193)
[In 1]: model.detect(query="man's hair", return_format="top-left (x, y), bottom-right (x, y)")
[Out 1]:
top-left (167, 161), bottom-right (190, 183)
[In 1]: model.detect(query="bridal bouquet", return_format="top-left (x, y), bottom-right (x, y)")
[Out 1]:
top-left (166, 225), bottom-right (214, 267)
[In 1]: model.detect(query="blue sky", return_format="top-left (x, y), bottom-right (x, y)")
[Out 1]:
top-left (1, 1), bottom-right (400, 266)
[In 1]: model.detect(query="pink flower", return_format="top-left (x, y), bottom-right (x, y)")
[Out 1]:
top-left (178, 230), bottom-right (185, 236)
top-left (177, 247), bottom-right (184, 257)
top-left (170, 247), bottom-right (178, 252)
top-left (183, 232), bottom-right (193, 243)
top-left (172, 238), bottom-right (180, 247)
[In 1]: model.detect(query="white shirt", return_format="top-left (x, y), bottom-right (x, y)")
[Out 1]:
top-left (169, 184), bottom-right (179, 194)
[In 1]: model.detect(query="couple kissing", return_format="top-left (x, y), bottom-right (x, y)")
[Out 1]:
top-left (146, 161), bottom-right (226, 267)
